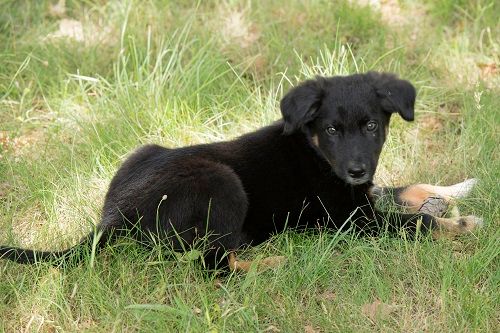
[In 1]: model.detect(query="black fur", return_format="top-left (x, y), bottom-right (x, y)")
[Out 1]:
top-left (0, 72), bottom-right (438, 268)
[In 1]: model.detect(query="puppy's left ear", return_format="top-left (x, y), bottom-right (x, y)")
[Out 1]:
top-left (280, 78), bottom-right (325, 134)
top-left (371, 72), bottom-right (416, 121)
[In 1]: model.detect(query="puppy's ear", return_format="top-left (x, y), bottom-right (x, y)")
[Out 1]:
top-left (280, 78), bottom-right (325, 134)
top-left (371, 72), bottom-right (416, 121)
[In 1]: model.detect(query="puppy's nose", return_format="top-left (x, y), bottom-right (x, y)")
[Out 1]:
top-left (348, 166), bottom-right (366, 178)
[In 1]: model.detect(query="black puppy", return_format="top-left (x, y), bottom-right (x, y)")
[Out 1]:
top-left (0, 72), bottom-right (481, 269)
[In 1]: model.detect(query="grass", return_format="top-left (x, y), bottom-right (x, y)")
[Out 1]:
top-left (0, 0), bottom-right (498, 331)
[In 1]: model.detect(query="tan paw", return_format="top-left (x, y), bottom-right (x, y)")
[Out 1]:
top-left (432, 215), bottom-right (483, 239)
top-left (228, 252), bottom-right (286, 272)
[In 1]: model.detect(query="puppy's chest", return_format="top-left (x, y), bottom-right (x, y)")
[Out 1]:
top-left (307, 182), bottom-right (371, 217)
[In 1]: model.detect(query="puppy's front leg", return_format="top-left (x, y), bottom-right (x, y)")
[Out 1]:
top-left (371, 179), bottom-right (478, 213)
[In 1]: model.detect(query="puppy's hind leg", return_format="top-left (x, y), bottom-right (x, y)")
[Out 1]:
top-left (179, 162), bottom-right (249, 271)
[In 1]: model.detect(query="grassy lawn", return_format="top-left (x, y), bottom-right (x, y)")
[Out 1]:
top-left (0, 0), bottom-right (498, 331)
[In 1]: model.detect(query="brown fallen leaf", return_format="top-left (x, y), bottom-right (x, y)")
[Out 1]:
top-left (477, 62), bottom-right (498, 81)
top-left (304, 325), bottom-right (320, 333)
top-left (361, 299), bottom-right (398, 323)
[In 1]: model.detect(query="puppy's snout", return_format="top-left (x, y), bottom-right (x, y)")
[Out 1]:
top-left (347, 164), bottom-right (367, 179)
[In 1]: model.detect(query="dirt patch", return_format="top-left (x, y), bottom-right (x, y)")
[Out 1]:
top-left (351, 0), bottom-right (426, 27)
top-left (45, 18), bottom-right (116, 46)
top-left (442, 46), bottom-right (499, 90)
top-left (7, 175), bottom-right (108, 250)
top-left (210, 5), bottom-right (268, 79)
top-left (12, 204), bottom-right (48, 248)
top-left (219, 8), bottom-right (260, 49)
top-left (0, 129), bottom-right (47, 159)
top-left (352, 0), bottom-right (428, 49)
top-left (47, 18), bottom-right (85, 41)
top-left (52, 176), bottom-right (108, 243)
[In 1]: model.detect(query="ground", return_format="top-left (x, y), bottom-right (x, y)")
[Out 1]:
top-left (0, 0), bottom-right (498, 332)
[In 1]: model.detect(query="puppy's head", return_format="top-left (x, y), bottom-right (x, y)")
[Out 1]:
top-left (280, 72), bottom-right (416, 185)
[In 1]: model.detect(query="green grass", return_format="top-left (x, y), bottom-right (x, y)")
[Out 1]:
top-left (0, 0), bottom-right (498, 331)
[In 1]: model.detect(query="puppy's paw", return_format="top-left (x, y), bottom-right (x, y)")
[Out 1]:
top-left (433, 215), bottom-right (483, 239)
top-left (228, 253), bottom-right (287, 272)
top-left (418, 196), bottom-right (449, 217)
top-left (444, 179), bottom-right (478, 199)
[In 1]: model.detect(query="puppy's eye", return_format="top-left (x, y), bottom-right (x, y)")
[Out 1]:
top-left (326, 126), bottom-right (338, 135)
top-left (366, 121), bottom-right (378, 132)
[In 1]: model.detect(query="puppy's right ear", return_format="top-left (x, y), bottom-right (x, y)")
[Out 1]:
top-left (280, 78), bottom-right (325, 134)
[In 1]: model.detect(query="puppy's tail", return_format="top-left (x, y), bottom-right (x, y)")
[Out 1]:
top-left (0, 227), bottom-right (111, 265)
